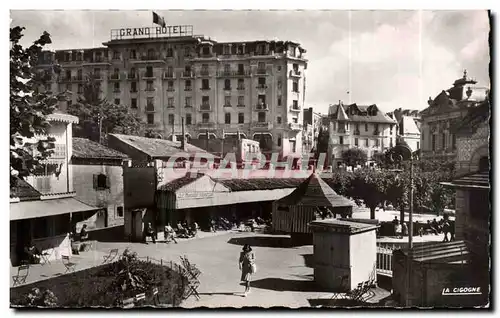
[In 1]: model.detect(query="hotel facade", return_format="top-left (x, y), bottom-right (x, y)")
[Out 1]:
top-left (36, 26), bottom-right (308, 157)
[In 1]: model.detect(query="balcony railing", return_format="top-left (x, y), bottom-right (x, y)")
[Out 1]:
top-left (254, 104), bottom-right (269, 111)
top-left (256, 69), bottom-right (267, 75)
top-left (163, 72), bottom-right (175, 79)
top-left (130, 89), bottom-right (138, 93)
top-left (109, 73), bottom-right (122, 81)
top-left (200, 70), bottom-right (210, 76)
top-left (142, 72), bottom-right (156, 79)
top-left (289, 123), bottom-right (302, 131)
top-left (198, 122), bottom-right (216, 129)
top-left (181, 71), bottom-right (195, 78)
top-left (237, 104), bottom-right (245, 108)
top-left (166, 87), bottom-right (175, 92)
top-left (184, 87), bottom-right (192, 91)
top-left (216, 70), bottom-right (250, 77)
top-left (256, 84), bottom-right (268, 90)
top-left (289, 105), bottom-right (301, 112)
top-left (200, 104), bottom-right (211, 111)
top-left (252, 122), bottom-right (273, 129)
top-left (127, 73), bottom-right (137, 80)
top-left (289, 69), bottom-right (302, 77)
top-left (237, 85), bottom-right (246, 90)
top-left (84, 57), bottom-right (109, 64)
top-left (201, 86), bottom-right (211, 91)
top-left (140, 54), bottom-right (163, 61)
top-left (90, 74), bottom-right (102, 80)
top-left (223, 86), bottom-right (232, 91)
top-left (338, 128), bottom-right (347, 133)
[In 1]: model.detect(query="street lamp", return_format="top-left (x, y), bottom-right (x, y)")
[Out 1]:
top-left (389, 144), bottom-right (415, 249)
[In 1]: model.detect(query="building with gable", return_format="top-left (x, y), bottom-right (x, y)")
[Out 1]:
top-left (387, 108), bottom-right (421, 152)
top-left (326, 102), bottom-right (397, 167)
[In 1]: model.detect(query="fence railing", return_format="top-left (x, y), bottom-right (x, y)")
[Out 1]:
top-left (376, 245), bottom-right (395, 276)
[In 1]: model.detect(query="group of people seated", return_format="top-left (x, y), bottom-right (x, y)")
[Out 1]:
top-left (145, 221), bottom-right (200, 244)
top-left (175, 220), bottom-right (199, 239)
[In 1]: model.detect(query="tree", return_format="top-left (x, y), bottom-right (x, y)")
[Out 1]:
top-left (10, 26), bottom-right (66, 185)
top-left (67, 75), bottom-right (144, 144)
top-left (341, 148), bottom-right (368, 167)
top-left (347, 168), bottom-right (388, 219)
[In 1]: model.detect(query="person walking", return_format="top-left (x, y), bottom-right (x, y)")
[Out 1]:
top-left (239, 244), bottom-right (256, 297)
top-left (145, 222), bottom-right (156, 244)
top-left (164, 223), bottom-right (178, 244)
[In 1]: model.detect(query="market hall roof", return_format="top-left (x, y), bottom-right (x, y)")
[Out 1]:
top-left (72, 137), bottom-right (129, 160)
top-left (274, 173), bottom-right (354, 207)
top-left (158, 174), bottom-right (306, 193)
top-left (108, 133), bottom-right (210, 160)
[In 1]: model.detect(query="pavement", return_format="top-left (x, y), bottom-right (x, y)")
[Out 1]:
top-left (12, 230), bottom-right (391, 307)
top-left (96, 231), bottom-right (390, 308)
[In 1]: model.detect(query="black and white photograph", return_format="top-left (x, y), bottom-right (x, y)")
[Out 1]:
top-left (8, 7), bottom-right (492, 309)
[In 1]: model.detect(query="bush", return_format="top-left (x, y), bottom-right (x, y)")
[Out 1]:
top-left (10, 251), bottom-right (188, 308)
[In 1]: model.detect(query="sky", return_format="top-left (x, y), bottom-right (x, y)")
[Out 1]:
top-left (10, 10), bottom-right (491, 115)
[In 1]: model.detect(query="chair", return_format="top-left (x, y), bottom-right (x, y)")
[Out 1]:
top-left (122, 297), bottom-right (135, 309)
top-left (180, 256), bottom-right (201, 300)
top-left (12, 263), bottom-right (30, 286)
top-left (62, 255), bottom-right (77, 273)
top-left (103, 249), bottom-right (119, 264)
top-left (135, 292), bottom-right (146, 307)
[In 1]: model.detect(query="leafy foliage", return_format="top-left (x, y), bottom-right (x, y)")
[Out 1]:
top-left (315, 125), bottom-right (329, 158)
top-left (347, 168), bottom-right (389, 219)
top-left (21, 287), bottom-right (58, 307)
top-left (341, 148), bottom-right (368, 167)
top-left (10, 26), bottom-right (66, 185)
top-left (67, 75), bottom-right (144, 144)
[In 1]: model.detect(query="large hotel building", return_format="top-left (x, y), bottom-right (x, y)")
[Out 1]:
top-left (36, 26), bottom-right (308, 156)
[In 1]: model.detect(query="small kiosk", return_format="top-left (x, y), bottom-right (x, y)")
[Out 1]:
top-left (272, 173), bottom-right (353, 244)
top-left (309, 219), bottom-right (379, 291)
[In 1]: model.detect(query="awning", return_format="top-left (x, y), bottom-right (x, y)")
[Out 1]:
top-left (10, 197), bottom-right (100, 221)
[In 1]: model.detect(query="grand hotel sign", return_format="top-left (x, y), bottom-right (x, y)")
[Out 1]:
top-left (110, 25), bottom-right (194, 40)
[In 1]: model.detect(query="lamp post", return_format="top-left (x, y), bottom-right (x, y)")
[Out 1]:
top-left (390, 144), bottom-right (414, 249)
top-left (390, 144), bottom-right (415, 307)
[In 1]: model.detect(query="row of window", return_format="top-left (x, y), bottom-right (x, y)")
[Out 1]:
top-left (337, 136), bottom-right (387, 147)
top-left (429, 133), bottom-right (457, 151)
top-left (334, 122), bottom-right (391, 134)
top-left (144, 112), bottom-right (298, 126)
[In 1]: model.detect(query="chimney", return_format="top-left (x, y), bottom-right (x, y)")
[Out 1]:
top-left (181, 117), bottom-right (186, 151)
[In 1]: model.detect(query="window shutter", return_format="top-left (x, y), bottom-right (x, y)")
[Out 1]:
top-left (93, 174), bottom-right (98, 189)
top-left (105, 175), bottom-right (111, 189)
